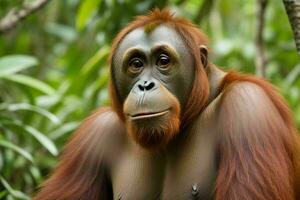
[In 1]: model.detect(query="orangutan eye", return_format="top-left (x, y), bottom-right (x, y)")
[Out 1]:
top-left (156, 54), bottom-right (171, 69)
top-left (128, 58), bottom-right (144, 74)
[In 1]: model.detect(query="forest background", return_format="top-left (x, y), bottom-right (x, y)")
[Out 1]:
top-left (0, 0), bottom-right (299, 199)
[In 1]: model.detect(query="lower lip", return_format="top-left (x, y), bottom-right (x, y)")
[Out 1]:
top-left (129, 109), bottom-right (170, 120)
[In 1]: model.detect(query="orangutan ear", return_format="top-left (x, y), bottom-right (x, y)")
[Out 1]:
top-left (199, 45), bottom-right (208, 68)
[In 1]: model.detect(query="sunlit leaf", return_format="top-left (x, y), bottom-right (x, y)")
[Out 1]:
top-left (0, 55), bottom-right (38, 77)
top-left (55, 96), bottom-right (82, 122)
top-left (2, 74), bottom-right (56, 95)
top-left (49, 122), bottom-right (79, 140)
top-left (36, 95), bottom-right (61, 107)
top-left (2, 120), bottom-right (58, 156)
top-left (84, 67), bottom-right (109, 100)
top-left (82, 45), bottom-right (110, 75)
top-left (29, 166), bottom-right (42, 182)
top-left (0, 103), bottom-right (60, 125)
top-left (0, 176), bottom-right (30, 200)
top-left (284, 64), bottom-right (300, 87)
top-left (76, 0), bottom-right (102, 30)
top-left (45, 23), bottom-right (77, 42)
top-left (0, 140), bottom-right (33, 163)
top-left (22, 125), bottom-right (58, 156)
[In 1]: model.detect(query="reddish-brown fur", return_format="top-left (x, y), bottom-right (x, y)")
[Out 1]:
top-left (216, 72), bottom-right (300, 199)
top-left (34, 9), bottom-right (300, 200)
top-left (126, 87), bottom-right (181, 149)
top-left (109, 9), bottom-right (210, 129)
top-left (34, 108), bottom-right (115, 200)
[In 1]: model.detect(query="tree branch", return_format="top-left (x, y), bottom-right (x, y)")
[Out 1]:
top-left (255, 0), bottom-right (268, 77)
top-left (0, 0), bottom-right (52, 34)
top-left (282, 0), bottom-right (300, 55)
top-left (194, 0), bottom-right (215, 24)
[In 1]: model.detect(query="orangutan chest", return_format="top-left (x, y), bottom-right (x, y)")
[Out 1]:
top-left (110, 128), bottom-right (217, 200)
top-left (161, 129), bottom-right (217, 200)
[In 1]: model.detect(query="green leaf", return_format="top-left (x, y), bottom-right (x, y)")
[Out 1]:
top-left (0, 139), bottom-right (33, 163)
top-left (45, 23), bottom-right (77, 42)
top-left (2, 74), bottom-right (56, 95)
top-left (0, 103), bottom-right (60, 125)
top-left (284, 64), bottom-right (300, 88)
top-left (0, 191), bottom-right (7, 199)
top-left (49, 121), bottom-right (79, 140)
top-left (0, 176), bottom-right (30, 200)
top-left (0, 55), bottom-right (38, 77)
top-left (29, 166), bottom-right (42, 182)
top-left (81, 45), bottom-right (110, 75)
top-left (76, 0), bottom-right (102, 30)
top-left (2, 120), bottom-right (58, 156)
top-left (23, 124), bottom-right (58, 156)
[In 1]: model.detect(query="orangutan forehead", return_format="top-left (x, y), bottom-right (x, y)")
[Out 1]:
top-left (143, 21), bottom-right (160, 34)
top-left (114, 25), bottom-right (190, 62)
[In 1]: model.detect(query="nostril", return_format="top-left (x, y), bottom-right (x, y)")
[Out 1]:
top-left (145, 82), bottom-right (155, 90)
top-left (138, 84), bottom-right (145, 91)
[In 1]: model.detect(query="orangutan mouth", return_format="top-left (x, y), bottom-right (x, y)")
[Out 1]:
top-left (129, 109), bottom-right (170, 120)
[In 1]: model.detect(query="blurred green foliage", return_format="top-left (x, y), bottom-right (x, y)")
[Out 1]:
top-left (0, 0), bottom-right (299, 198)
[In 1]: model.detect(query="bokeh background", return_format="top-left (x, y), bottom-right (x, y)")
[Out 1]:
top-left (0, 0), bottom-right (299, 199)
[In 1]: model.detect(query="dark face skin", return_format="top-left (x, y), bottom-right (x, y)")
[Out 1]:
top-left (112, 25), bottom-right (194, 148)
